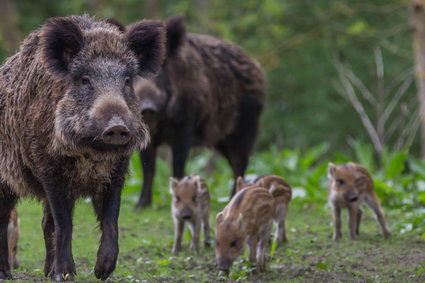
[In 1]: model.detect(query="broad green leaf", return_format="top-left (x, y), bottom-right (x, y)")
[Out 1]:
top-left (385, 152), bottom-right (407, 179)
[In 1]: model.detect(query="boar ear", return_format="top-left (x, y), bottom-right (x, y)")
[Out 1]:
top-left (269, 184), bottom-right (277, 195)
top-left (236, 176), bottom-right (245, 192)
top-left (216, 212), bottom-right (224, 224)
top-left (165, 14), bottom-right (186, 57)
top-left (169, 177), bottom-right (179, 194)
top-left (195, 177), bottom-right (208, 194)
top-left (126, 20), bottom-right (166, 78)
top-left (41, 17), bottom-right (84, 77)
top-left (327, 163), bottom-right (336, 180)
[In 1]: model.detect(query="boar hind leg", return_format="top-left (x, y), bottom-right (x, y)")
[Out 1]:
top-left (365, 193), bottom-right (391, 238)
top-left (44, 182), bottom-right (76, 282)
top-left (92, 180), bottom-right (124, 281)
top-left (42, 203), bottom-right (55, 277)
top-left (0, 185), bottom-right (17, 280)
top-left (172, 143), bottom-right (190, 179)
top-left (215, 142), bottom-right (249, 197)
top-left (275, 204), bottom-right (288, 243)
top-left (221, 99), bottom-right (262, 197)
top-left (172, 219), bottom-right (184, 255)
top-left (136, 145), bottom-right (157, 209)
top-left (247, 235), bottom-right (258, 263)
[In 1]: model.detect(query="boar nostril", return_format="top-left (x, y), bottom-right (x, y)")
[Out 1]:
top-left (102, 125), bottom-right (131, 145)
top-left (182, 215), bottom-right (191, 220)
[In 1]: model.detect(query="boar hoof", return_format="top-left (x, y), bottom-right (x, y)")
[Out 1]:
top-left (204, 242), bottom-right (211, 248)
top-left (0, 268), bottom-right (12, 280)
top-left (94, 256), bottom-right (117, 280)
top-left (384, 231), bottom-right (391, 238)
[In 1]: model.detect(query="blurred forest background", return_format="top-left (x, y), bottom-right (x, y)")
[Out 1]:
top-left (0, 0), bottom-right (419, 157)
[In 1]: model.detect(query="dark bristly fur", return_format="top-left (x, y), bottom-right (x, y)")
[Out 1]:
top-left (135, 15), bottom-right (266, 208)
top-left (0, 15), bottom-right (165, 281)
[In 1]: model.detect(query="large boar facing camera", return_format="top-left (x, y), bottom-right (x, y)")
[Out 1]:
top-left (0, 15), bottom-right (165, 281)
top-left (134, 15), bottom-right (266, 208)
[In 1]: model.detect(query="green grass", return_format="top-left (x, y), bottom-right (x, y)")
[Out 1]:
top-left (9, 196), bottom-right (425, 282)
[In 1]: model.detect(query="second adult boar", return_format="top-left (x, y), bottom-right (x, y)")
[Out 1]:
top-left (135, 15), bottom-right (266, 208)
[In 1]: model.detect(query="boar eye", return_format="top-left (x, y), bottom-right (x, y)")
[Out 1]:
top-left (81, 76), bottom-right (91, 86)
top-left (336, 179), bottom-right (345, 186)
top-left (230, 240), bottom-right (237, 248)
top-left (124, 76), bottom-right (131, 87)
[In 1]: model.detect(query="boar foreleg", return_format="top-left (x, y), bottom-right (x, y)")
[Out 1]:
top-left (348, 205), bottom-right (360, 240)
top-left (202, 209), bottom-right (210, 248)
top-left (172, 220), bottom-right (184, 255)
top-left (92, 182), bottom-right (123, 280)
top-left (0, 184), bottom-right (17, 280)
top-left (188, 219), bottom-right (200, 254)
top-left (44, 180), bottom-right (76, 282)
top-left (332, 206), bottom-right (342, 241)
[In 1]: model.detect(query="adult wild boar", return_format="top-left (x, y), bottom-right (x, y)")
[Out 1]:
top-left (135, 15), bottom-right (266, 208)
top-left (0, 15), bottom-right (165, 281)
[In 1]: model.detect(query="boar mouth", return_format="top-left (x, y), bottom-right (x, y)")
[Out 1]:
top-left (348, 196), bottom-right (359, 202)
top-left (80, 135), bottom-right (134, 152)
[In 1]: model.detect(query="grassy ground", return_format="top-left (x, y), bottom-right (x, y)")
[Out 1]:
top-left (6, 195), bottom-right (425, 282)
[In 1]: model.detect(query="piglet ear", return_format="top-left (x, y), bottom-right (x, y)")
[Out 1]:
top-left (40, 17), bottom-right (84, 77)
top-left (169, 177), bottom-right (179, 194)
top-left (195, 176), bottom-right (208, 194)
top-left (125, 20), bottom-right (166, 78)
top-left (236, 176), bottom-right (245, 193)
top-left (216, 212), bottom-right (224, 224)
top-left (327, 163), bottom-right (336, 180)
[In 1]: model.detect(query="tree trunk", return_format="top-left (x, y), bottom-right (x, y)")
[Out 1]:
top-left (144, 0), bottom-right (160, 19)
top-left (411, 0), bottom-right (425, 158)
top-left (0, 0), bottom-right (21, 55)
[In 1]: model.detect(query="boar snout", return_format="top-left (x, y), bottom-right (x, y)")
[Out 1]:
top-left (216, 257), bottom-right (232, 274)
top-left (102, 117), bottom-right (131, 146)
top-left (346, 189), bottom-right (359, 202)
top-left (180, 209), bottom-right (192, 220)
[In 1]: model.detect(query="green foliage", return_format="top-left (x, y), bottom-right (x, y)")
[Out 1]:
top-left (124, 141), bottom-right (425, 235)
top-left (0, 0), bottom-right (419, 154)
